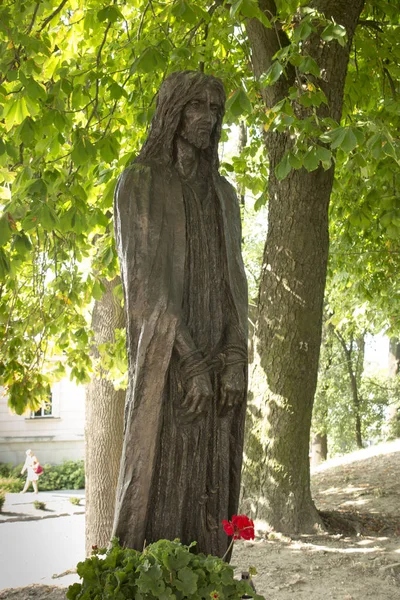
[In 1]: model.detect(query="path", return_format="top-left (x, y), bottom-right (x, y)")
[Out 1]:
top-left (0, 491), bottom-right (85, 590)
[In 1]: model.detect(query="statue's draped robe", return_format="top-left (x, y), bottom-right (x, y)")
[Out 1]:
top-left (112, 161), bottom-right (248, 556)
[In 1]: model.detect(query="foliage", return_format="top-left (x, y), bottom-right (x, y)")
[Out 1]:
top-left (0, 459), bottom-right (84, 490)
top-left (0, 475), bottom-right (23, 493)
top-left (39, 459), bottom-right (85, 490)
top-left (313, 325), bottom-right (390, 455)
top-left (324, 2), bottom-right (400, 336)
top-left (67, 538), bottom-right (263, 600)
top-left (0, 0), bottom-right (398, 416)
top-left (69, 496), bottom-right (81, 505)
top-left (0, 0), bottom-right (261, 413)
top-left (0, 491), bottom-right (5, 511)
top-left (33, 500), bottom-right (46, 510)
top-left (0, 462), bottom-right (14, 477)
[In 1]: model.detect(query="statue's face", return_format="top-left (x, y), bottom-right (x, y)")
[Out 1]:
top-left (179, 86), bottom-right (220, 150)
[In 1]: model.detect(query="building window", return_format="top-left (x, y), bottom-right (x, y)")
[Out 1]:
top-left (31, 394), bottom-right (53, 418)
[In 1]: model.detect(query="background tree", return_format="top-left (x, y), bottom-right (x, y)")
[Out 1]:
top-left (245, 0), bottom-right (365, 532)
top-left (85, 277), bottom-right (125, 554)
top-left (312, 319), bottom-right (391, 457)
top-left (387, 338), bottom-right (400, 438)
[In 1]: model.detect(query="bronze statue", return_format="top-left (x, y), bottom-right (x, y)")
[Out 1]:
top-left (112, 71), bottom-right (248, 557)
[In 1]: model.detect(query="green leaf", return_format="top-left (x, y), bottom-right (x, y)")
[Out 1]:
top-left (163, 549), bottom-right (191, 572)
top-left (27, 178), bottom-right (47, 199)
top-left (225, 89), bottom-right (252, 117)
top-left (72, 135), bottom-right (95, 164)
top-left (321, 126), bottom-right (347, 150)
top-left (25, 77), bottom-right (47, 102)
top-left (170, 47), bottom-right (191, 61)
top-left (98, 136), bottom-right (120, 163)
top-left (108, 81), bottom-right (127, 100)
top-left (40, 203), bottom-right (58, 231)
top-left (19, 118), bottom-right (36, 145)
top-left (382, 139), bottom-right (398, 160)
top-left (132, 47), bottom-right (167, 74)
top-left (303, 147), bottom-right (319, 171)
top-left (138, 563), bottom-right (166, 596)
top-left (275, 152), bottom-right (292, 180)
top-left (230, 0), bottom-right (243, 18)
top-left (260, 61), bottom-right (283, 86)
top-left (97, 6), bottom-right (123, 23)
top-left (293, 20), bottom-right (313, 43)
top-left (340, 128), bottom-right (358, 153)
top-left (171, 0), bottom-right (197, 24)
top-left (175, 567), bottom-right (198, 596)
top-left (92, 281), bottom-right (103, 301)
top-left (0, 248), bottom-right (10, 280)
top-left (4, 97), bottom-right (30, 131)
top-left (321, 23), bottom-right (347, 46)
top-left (102, 178), bottom-right (117, 209)
top-left (0, 215), bottom-right (12, 247)
top-left (24, 95), bottom-right (40, 117)
top-left (288, 151), bottom-right (303, 169)
top-left (255, 8), bottom-right (271, 28)
top-left (13, 232), bottom-right (32, 256)
top-left (298, 56), bottom-right (320, 77)
top-left (315, 145), bottom-right (332, 168)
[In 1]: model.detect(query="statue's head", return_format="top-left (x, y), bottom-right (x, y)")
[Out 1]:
top-left (137, 71), bottom-right (226, 168)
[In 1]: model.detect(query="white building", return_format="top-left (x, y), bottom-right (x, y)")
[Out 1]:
top-left (0, 378), bottom-right (85, 466)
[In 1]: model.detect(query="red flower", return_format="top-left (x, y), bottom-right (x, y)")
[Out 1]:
top-left (222, 515), bottom-right (255, 540)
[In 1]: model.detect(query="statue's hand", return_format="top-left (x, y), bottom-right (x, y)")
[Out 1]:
top-left (220, 365), bottom-right (245, 416)
top-left (181, 372), bottom-right (213, 421)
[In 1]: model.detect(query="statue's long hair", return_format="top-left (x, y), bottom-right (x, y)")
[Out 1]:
top-left (136, 71), bottom-right (226, 169)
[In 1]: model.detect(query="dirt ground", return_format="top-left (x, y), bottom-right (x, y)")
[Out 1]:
top-left (1, 439), bottom-right (400, 600)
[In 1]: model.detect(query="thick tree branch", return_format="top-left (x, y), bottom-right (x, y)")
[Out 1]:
top-left (38, 0), bottom-right (68, 33)
top-left (358, 19), bottom-right (387, 33)
top-left (383, 67), bottom-right (397, 99)
top-left (246, 0), bottom-right (295, 107)
top-left (26, 1), bottom-right (41, 35)
top-left (86, 22), bottom-right (112, 129)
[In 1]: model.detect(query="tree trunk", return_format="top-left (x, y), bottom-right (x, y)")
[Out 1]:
top-left (243, 0), bottom-right (365, 533)
top-left (348, 336), bottom-right (363, 449)
top-left (237, 120), bottom-right (247, 207)
top-left (85, 277), bottom-right (125, 554)
top-left (387, 337), bottom-right (400, 438)
top-left (311, 432), bottom-right (328, 466)
top-left (311, 325), bottom-right (332, 466)
top-left (335, 331), bottom-right (364, 449)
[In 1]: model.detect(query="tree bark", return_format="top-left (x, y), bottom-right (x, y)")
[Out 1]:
top-left (85, 277), bottom-right (125, 555)
top-left (243, 0), bottom-right (365, 533)
top-left (311, 432), bottom-right (328, 466)
top-left (237, 120), bottom-right (247, 207)
top-left (335, 331), bottom-right (364, 449)
top-left (387, 337), bottom-right (400, 438)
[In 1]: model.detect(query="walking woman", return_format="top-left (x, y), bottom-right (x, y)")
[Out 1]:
top-left (21, 449), bottom-right (41, 494)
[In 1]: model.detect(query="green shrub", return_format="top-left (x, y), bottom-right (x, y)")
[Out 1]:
top-left (0, 492), bottom-right (5, 512)
top-left (0, 476), bottom-right (23, 493)
top-left (67, 538), bottom-right (264, 600)
top-left (0, 463), bottom-right (14, 477)
top-left (0, 460), bottom-right (85, 492)
top-left (33, 500), bottom-right (46, 510)
top-left (11, 463), bottom-right (25, 479)
top-left (39, 460), bottom-right (85, 491)
top-left (69, 496), bottom-right (81, 506)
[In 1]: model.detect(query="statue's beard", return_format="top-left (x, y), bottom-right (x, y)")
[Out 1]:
top-left (181, 126), bottom-right (212, 150)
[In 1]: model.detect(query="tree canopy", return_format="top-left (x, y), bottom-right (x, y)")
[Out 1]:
top-left (0, 0), bottom-right (399, 424)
